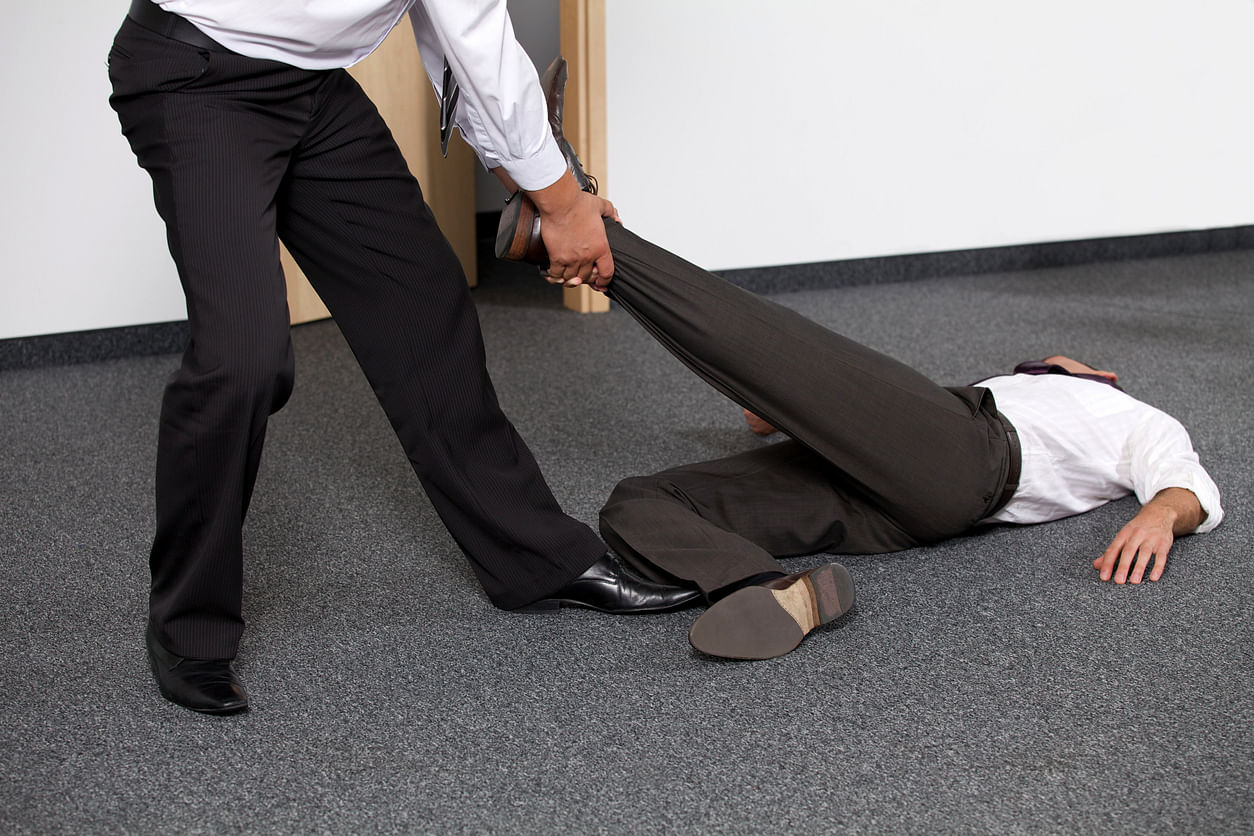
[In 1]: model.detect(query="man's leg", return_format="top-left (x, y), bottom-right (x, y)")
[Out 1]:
top-left (601, 440), bottom-right (916, 599)
top-left (110, 19), bottom-right (310, 662)
top-left (273, 70), bottom-right (611, 609)
top-left (601, 441), bottom-right (870, 660)
top-left (604, 222), bottom-right (1013, 544)
top-left (598, 224), bottom-right (1015, 659)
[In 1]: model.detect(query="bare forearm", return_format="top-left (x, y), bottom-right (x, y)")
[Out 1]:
top-left (1142, 486), bottom-right (1207, 536)
top-left (491, 167), bottom-right (520, 195)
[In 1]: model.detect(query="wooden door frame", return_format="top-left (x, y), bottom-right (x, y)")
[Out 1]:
top-left (559, 0), bottom-right (611, 314)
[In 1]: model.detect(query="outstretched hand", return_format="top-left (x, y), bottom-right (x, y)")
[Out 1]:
top-left (1093, 487), bottom-right (1206, 584)
top-left (1094, 510), bottom-right (1175, 584)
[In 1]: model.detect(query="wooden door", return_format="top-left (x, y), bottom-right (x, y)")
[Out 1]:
top-left (285, 4), bottom-right (610, 321)
top-left (284, 16), bottom-right (478, 324)
top-left (559, 0), bottom-right (610, 314)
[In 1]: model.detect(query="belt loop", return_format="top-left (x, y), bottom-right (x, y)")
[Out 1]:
top-left (988, 412), bottom-right (1021, 515)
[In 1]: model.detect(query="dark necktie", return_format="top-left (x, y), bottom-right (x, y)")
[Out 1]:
top-left (1010, 360), bottom-right (1124, 391)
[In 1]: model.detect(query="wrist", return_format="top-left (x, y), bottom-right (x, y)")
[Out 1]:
top-left (1144, 487), bottom-right (1204, 535)
top-left (524, 170), bottom-right (581, 217)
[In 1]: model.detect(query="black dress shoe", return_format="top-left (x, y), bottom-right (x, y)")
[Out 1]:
top-left (524, 554), bottom-right (700, 614)
top-left (146, 624), bottom-right (249, 715)
top-left (495, 56), bottom-right (597, 266)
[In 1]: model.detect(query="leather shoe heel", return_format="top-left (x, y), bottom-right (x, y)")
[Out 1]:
top-left (146, 624), bottom-right (249, 715)
top-left (522, 554), bottom-right (700, 614)
top-left (494, 191), bottom-right (546, 265)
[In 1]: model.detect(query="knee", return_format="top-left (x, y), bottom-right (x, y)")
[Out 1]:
top-left (603, 474), bottom-right (670, 508)
top-left (233, 340), bottom-right (295, 414)
top-left (182, 333), bottom-right (296, 416)
top-left (598, 476), bottom-right (661, 557)
top-left (253, 351), bottom-right (295, 414)
top-left (599, 474), bottom-right (688, 531)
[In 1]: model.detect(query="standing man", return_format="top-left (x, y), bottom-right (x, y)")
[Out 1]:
top-left (109, 0), bottom-right (695, 715)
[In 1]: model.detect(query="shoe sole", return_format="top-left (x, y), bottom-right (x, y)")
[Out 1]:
top-left (154, 680), bottom-right (249, 715)
top-left (518, 590), bottom-right (701, 614)
top-left (688, 563), bottom-right (855, 660)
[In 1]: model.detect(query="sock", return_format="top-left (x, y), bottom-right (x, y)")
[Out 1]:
top-left (709, 571), bottom-right (787, 603)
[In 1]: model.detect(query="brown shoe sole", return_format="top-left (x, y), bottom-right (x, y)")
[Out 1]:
top-left (688, 563), bottom-right (855, 660)
top-left (495, 191), bottom-right (546, 265)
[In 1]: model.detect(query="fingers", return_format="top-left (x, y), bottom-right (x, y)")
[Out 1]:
top-left (541, 265), bottom-right (575, 285)
top-left (592, 249), bottom-right (614, 285)
top-left (600, 196), bottom-right (620, 224)
top-left (543, 262), bottom-right (610, 289)
top-left (583, 264), bottom-right (612, 293)
top-left (1144, 549), bottom-right (1167, 582)
top-left (1093, 530), bottom-right (1171, 585)
top-left (1093, 541), bottom-right (1147, 584)
top-left (539, 192), bottom-right (615, 288)
top-left (1121, 543), bottom-right (1154, 584)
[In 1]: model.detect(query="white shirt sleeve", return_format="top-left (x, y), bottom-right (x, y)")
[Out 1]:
top-left (408, 0), bottom-right (568, 190)
top-left (1127, 411), bottom-right (1224, 534)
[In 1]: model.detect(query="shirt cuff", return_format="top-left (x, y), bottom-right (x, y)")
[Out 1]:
top-left (498, 141), bottom-right (570, 192)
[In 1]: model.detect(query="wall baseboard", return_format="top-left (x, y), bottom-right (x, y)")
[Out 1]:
top-left (716, 224), bottom-right (1254, 295)
top-left (4, 223), bottom-right (1250, 372)
top-left (0, 321), bottom-right (190, 373)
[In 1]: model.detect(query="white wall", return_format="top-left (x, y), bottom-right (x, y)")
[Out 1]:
top-left (3, 3), bottom-right (189, 340)
top-left (604, 0), bottom-right (1254, 271)
top-left (0, 0), bottom-right (558, 342)
top-left (5, 1), bottom-right (1253, 340)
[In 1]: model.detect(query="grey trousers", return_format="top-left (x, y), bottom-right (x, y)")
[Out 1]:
top-left (598, 222), bottom-right (1015, 597)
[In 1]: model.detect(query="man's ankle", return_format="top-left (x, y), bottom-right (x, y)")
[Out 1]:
top-left (709, 571), bottom-right (787, 602)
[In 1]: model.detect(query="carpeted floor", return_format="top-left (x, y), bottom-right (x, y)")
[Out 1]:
top-left (2, 247), bottom-right (1250, 834)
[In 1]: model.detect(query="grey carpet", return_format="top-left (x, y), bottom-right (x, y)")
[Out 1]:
top-left (2, 249), bottom-right (1251, 834)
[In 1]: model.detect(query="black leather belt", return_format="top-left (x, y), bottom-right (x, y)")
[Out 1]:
top-left (127, 0), bottom-right (226, 51)
top-left (990, 411), bottom-right (1022, 514)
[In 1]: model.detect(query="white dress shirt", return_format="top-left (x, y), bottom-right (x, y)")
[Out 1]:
top-left (156, 0), bottom-right (567, 190)
top-left (978, 373), bottom-right (1223, 533)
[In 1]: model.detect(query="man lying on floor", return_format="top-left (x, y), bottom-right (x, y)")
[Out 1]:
top-left (549, 222), bottom-right (1224, 662)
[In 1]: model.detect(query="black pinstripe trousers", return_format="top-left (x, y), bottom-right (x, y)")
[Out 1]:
top-left (598, 223), bottom-right (1015, 597)
top-left (108, 18), bottom-right (604, 658)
